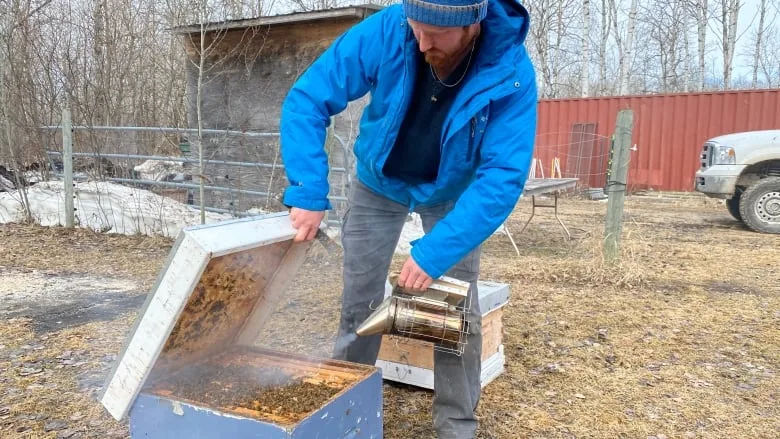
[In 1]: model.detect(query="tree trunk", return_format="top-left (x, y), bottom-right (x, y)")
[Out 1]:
top-left (752, 0), bottom-right (768, 88)
top-left (197, 1), bottom-right (207, 225)
top-left (697, 0), bottom-right (707, 90)
top-left (0, 4), bottom-right (34, 222)
top-left (552, 0), bottom-right (565, 97)
top-left (599, 0), bottom-right (610, 94)
top-left (721, 0), bottom-right (741, 89)
top-left (682, 12), bottom-right (691, 92)
top-left (581, 0), bottom-right (590, 97)
top-left (621, 0), bottom-right (638, 94)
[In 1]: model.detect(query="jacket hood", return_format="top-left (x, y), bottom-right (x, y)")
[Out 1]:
top-left (478, 0), bottom-right (530, 66)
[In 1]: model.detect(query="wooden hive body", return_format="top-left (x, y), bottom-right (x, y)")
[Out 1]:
top-left (375, 281), bottom-right (510, 390)
top-left (100, 213), bottom-right (382, 438)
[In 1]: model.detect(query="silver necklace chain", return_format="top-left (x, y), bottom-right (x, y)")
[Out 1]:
top-left (429, 39), bottom-right (477, 88)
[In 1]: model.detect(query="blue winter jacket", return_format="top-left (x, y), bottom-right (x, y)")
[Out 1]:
top-left (280, 0), bottom-right (538, 278)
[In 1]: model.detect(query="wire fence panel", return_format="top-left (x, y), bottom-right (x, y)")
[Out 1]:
top-left (532, 129), bottom-right (613, 196)
top-left (6, 124), bottom-right (623, 236)
top-left (32, 126), bottom-right (353, 233)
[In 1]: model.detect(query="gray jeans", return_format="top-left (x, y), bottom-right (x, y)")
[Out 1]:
top-left (333, 180), bottom-right (482, 439)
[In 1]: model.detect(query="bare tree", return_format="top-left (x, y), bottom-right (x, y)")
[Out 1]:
top-left (287, 0), bottom-right (341, 12)
top-left (582, 0), bottom-right (591, 97)
top-left (748, 0), bottom-right (778, 88)
top-left (692, 0), bottom-right (709, 90)
top-left (680, 8), bottom-right (692, 92)
top-left (610, 0), bottom-right (639, 95)
top-left (526, 0), bottom-right (582, 98)
top-left (712, 0), bottom-right (742, 89)
top-left (638, 0), bottom-right (691, 92)
top-left (0, 0), bottom-right (56, 222)
top-left (595, 0), bottom-right (613, 95)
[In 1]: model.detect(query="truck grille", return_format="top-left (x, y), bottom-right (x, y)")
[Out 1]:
top-left (700, 142), bottom-right (715, 169)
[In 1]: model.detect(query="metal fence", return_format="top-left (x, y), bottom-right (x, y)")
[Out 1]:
top-left (35, 118), bottom-right (354, 235)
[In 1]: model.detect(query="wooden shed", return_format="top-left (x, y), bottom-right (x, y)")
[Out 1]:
top-left (174, 5), bottom-right (381, 213)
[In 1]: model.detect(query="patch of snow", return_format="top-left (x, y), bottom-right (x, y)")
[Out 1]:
top-left (396, 214), bottom-right (424, 255)
top-left (23, 171), bottom-right (46, 184)
top-left (0, 180), bottom-right (231, 238)
top-left (133, 160), bottom-right (184, 181)
top-left (246, 207), bottom-right (270, 216)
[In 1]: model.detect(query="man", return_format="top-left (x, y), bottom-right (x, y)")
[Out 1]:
top-left (280, 0), bottom-right (536, 436)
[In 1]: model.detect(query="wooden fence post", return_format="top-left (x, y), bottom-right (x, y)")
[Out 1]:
top-left (603, 109), bottom-right (634, 262)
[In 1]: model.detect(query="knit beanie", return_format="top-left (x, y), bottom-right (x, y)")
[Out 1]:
top-left (403, 0), bottom-right (488, 27)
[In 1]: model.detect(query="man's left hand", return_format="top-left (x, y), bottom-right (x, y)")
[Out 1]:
top-left (398, 257), bottom-right (433, 292)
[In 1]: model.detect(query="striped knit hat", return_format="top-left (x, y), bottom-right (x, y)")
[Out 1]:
top-left (403, 0), bottom-right (488, 27)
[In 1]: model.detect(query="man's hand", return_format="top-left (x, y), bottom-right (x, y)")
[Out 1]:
top-left (398, 257), bottom-right (433, 292)
top-left (289, 207), bottom-right (326, 242)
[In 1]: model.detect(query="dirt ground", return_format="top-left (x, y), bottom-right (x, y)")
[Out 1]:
top-left (0, 193), bottom-right (778, 439)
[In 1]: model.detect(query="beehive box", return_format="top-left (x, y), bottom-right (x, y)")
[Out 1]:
top-left (375, 281), bottom-right (510, 390)
top-left (100, 213), bottom-right (383, 439)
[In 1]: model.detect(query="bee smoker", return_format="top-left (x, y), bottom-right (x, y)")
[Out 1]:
top-left (355, 274), bottom-right (471, 355)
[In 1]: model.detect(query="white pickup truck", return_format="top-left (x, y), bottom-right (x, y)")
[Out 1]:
top-left (695, 130), bottom-right (780, 234)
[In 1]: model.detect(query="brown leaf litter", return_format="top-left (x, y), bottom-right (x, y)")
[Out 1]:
top-left (1, 195), bottom-right (778, 438)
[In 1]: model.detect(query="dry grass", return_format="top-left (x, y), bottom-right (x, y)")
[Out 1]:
top-left (464, 195), bottom-right (780, 439)
top-left (1, 194), bottom-right (779, 438)
top-left (0, 316), bottom-right (137, 438)
top-left (0, 223), bottom-right (171, 281)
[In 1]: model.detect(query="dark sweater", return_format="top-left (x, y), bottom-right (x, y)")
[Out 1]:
top-left (383, 42), bottom-right (476, 185)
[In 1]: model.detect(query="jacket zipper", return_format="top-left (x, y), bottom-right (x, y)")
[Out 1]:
top-left (442, 66), bottom-right (514, 147)
top-left (467, 117), bottom-right (477, 162)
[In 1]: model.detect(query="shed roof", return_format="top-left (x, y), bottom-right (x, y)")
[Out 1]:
top-left (173, 4), bottom-right (383, 34)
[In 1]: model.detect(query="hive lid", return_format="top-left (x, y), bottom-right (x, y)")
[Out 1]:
top-left (99, 212), bottom-right (319, 421)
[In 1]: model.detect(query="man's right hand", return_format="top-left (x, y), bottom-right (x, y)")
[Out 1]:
top-left (289, 207), bottom-right (326, 242)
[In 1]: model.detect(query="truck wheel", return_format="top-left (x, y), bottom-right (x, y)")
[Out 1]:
top-left (739, 177), bottom-right (780, 234)
top-left (726, 189), bottom-right (743, 222)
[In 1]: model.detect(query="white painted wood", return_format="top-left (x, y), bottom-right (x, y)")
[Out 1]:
top-left (475, 281), bottom-right (510, 314)
top-left (185, 212), bottom-right (298, 257)
top-left (100, 213), bottom-right (312, 421)
top-left (100, 235), bottom-right (209, 420)
top-left (376, 347), bottom-right (506, 390)
top-left (480, 345), bottom-right (506, 388)
top-left (375, 359), bottom-right (435, 390)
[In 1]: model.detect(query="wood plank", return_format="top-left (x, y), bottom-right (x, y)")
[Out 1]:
top-left (100, 214), bottom-right (314, 421)
top-left (480, 309), bottom-right (503, 360)
top-left (100, 235), bottom-right (210, 421)
top-left (376, 348), bottom-right (505, 390)
top-left (221, 350), bottom-right (365, 382)
top-left (187, 213), bottom-right (297, 257)
top-left (376, 308), bottom-right (505, 369)
top-left (238, 346), bottom-right (377, 375)
top-left (378, 336), bottom-right (435, 370)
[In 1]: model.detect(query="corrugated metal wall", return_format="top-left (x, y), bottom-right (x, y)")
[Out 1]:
top-left (535, 89), bottom-right (780, 192)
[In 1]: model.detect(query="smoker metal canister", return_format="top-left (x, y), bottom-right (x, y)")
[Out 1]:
top-left (356, 295), bottom-right (466, 349)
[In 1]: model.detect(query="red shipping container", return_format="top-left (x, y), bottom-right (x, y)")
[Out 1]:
top-left (534, 89), bottom-right (780, 192)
